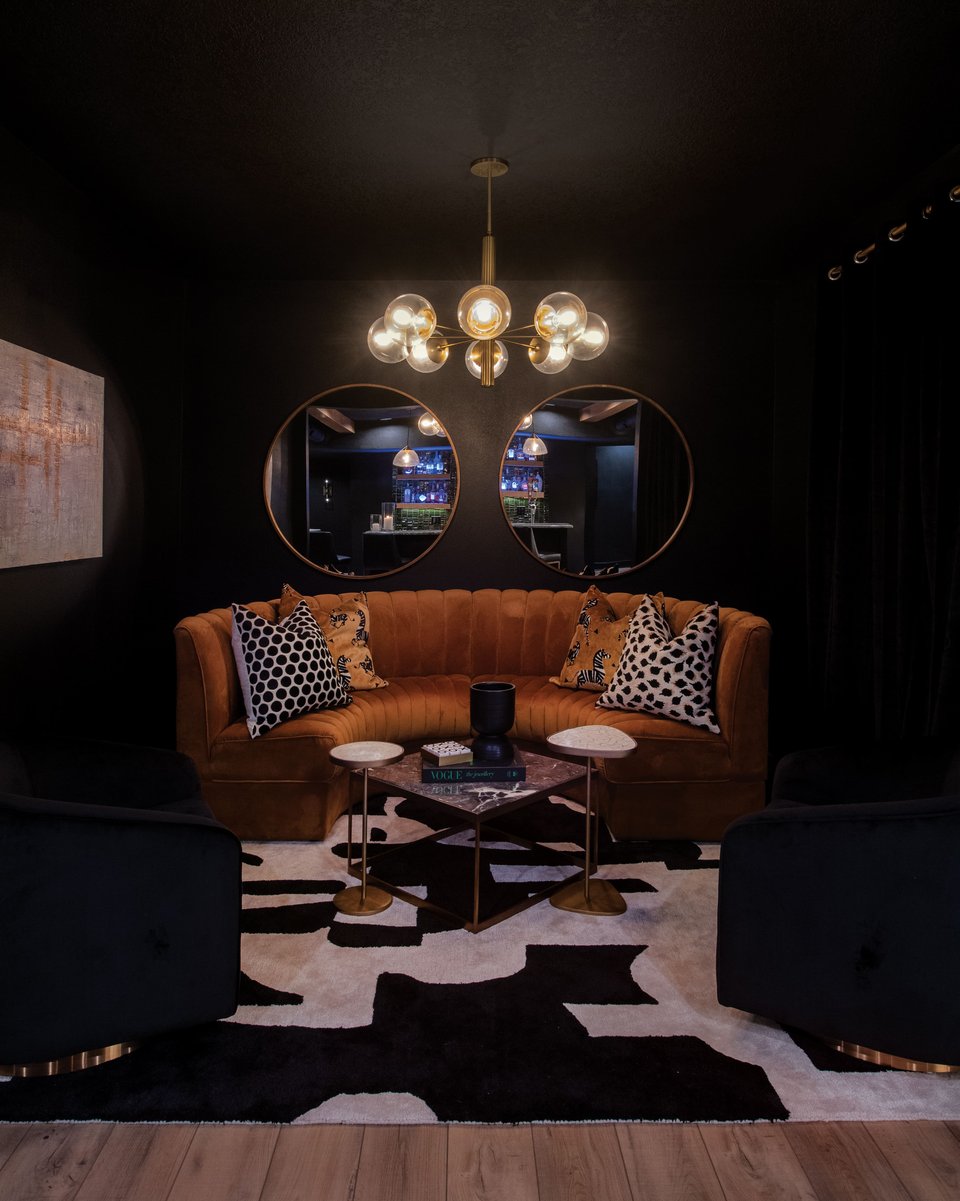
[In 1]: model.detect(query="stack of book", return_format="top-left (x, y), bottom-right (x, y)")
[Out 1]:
top-left (419, 740), bottom-right (526, 784)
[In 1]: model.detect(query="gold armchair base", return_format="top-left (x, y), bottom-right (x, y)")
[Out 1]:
top-left (825, 1038), bottom-right (960, 1074)
top-left (0, 1040), bottom-right (139, 1078)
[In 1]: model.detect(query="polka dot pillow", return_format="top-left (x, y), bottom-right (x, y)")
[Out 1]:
top-left (230, 599), bottom-right (352, 739)
top-left (596, 595), bottom-right (720, 733)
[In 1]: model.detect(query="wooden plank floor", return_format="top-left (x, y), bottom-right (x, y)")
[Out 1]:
top-left (1, 1121), bottom-right (958, 1201)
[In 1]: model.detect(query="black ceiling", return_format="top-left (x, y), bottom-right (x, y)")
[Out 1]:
top-left (3, 1), bottom-right (959, 280)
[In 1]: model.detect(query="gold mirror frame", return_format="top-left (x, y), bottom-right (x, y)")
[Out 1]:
top-left (499, 384), bottom-right (693, 579)
top-left (260, 379), bottom-right (458, 576)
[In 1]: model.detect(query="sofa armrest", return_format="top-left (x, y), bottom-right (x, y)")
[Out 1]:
top-left (175, 610), bottom-right (240, 768)
top-left (716, 795), bottom-right (960, 1063)
top-left (713, 611), bottom-right (770, 774)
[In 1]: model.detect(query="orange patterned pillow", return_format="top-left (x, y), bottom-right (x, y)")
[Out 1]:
top-left (277, 585), bottom-right (388, 690)
top-left (550, 586), bottom-right (664, 692)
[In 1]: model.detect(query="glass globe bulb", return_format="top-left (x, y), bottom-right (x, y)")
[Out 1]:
top-left (523, 433), bottom-right (548, 457)
top-left (519, 413), bottom-right (534, 430)
top-left (464, 339), bottom-right (509, 380)
top-left (392, 445), bottom-right (420, 469)
top-left (367, 318), bottom-right (407, 364)
top-left (528, 336), bottom-right (572, 374)
top-left (457, 285), bottom-right (512, 339)
top-left (405, 335), bottom-right (449, 374)
top-left (568, 312), bottom-right (610, 361)
top-left (417, 412), bottom-right (444, 437)
top-left (384, 294), bottom-right (437, 344)
top-left (534, 291), bottom-right (587, 341)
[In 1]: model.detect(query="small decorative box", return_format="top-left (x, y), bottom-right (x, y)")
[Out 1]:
top-left (421, 740), bottom-right (474, 766)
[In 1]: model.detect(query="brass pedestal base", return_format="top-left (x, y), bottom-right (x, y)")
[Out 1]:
top-left (825, 1038), bottom-right (960, 1074)
top-left (551, 877), bottom-right (626, 916)
top-left (334, 884), bottom-right (393, 916)
top-left (0, 1040), bottom-right (139, 1078)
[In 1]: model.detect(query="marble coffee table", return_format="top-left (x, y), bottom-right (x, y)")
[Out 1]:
top-left (358, 746), bottom-right (587, 932)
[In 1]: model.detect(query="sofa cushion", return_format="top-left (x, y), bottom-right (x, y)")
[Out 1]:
top-left (209, 675), bottom-right (473, 781)
top-left (278, 586), bottom-right (388, 690)
top-left (230, 600), bottom-right (351, 738)
top-left (597, 597), bottom-right (721, 734)
top-left (489, 675), bottom-right (732, 778)
top-left (550, 586), bottom-right (667, 692)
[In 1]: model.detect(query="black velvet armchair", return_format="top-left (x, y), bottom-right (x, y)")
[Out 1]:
top-left (715, 739), bottom-right (960, 1071)
top-left (0, 737), bottom-right (242, 1074)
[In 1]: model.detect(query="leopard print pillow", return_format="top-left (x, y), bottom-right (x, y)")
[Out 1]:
top-left (596, 595), bottom-right (720, 733)
top-left (550, 586), bottom-right (665, 692)
top-left (277, 585), bottom-right (388, 690)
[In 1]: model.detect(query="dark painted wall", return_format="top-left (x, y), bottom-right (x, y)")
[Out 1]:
top-left (0, 127), bottom-right (184, 744)
top-left (181, 278), bottom-right (777, 616)
top-left (0, 122), bottom-right (809, 763)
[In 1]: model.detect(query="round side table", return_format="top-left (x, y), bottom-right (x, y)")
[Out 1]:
top-left (330, 740), bottom-right (405, 917)
top-left (547, 725), bottom-right (638, 916)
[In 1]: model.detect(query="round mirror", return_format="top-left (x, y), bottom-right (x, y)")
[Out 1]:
top-left (499, 384), bottom-right (693, 578)
top-left (265, 384), bottom-right (459, 578)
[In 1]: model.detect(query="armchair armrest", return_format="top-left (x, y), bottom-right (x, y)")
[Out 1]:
top-left (17, 737), bottom-right (201, 809)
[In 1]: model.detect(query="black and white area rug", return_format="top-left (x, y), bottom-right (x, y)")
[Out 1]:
top-left (3, 793), bottom-right (960, 1124)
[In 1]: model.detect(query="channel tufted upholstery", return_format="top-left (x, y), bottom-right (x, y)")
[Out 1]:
top-left (175, 589), bottom-right (770, 840)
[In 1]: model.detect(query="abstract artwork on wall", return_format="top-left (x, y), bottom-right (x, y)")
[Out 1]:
top-left (0, 337), bottom-right (104, 570)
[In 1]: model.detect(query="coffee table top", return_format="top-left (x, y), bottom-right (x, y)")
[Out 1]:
top-left (368, 746), bottom-right (585, 820)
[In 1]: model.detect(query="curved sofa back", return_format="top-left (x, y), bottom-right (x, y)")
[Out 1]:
top-left (175, 589), bottom-right (770, 769)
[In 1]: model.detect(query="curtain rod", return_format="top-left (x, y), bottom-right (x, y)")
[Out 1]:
top-left (826, 183), bottom-right (960, 280)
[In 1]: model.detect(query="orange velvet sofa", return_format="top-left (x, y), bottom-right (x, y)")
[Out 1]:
top-left (174, 589), bottom-right (770, 841)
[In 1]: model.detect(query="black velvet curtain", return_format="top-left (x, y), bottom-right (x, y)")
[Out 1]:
top-left (636, 404), bottom-right (689, 563)
top-left (808, 193), bottom-right (960, 740)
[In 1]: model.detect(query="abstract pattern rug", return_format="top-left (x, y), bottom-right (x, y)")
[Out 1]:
top-left (3, 793), bottom-right (960, 1124)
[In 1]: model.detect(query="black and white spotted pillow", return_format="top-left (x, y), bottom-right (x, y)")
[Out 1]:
top-left (230, 600), bottom-right (351, 739)
top-left (596, 596), bottom-right (720, 733)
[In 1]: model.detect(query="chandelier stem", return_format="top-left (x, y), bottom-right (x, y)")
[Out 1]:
top-left (480, 340), bottom-right (494, 388)
top-left (481, 235), bottom-right (496, 286)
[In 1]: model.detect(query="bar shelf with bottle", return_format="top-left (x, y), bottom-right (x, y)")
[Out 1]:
top-left (501, 433), bottom-right (545, 502)
top-left (393, 447), bottom-right (456, 530)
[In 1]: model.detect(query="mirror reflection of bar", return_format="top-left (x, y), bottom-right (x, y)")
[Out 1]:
top-left (264, 385), bottom-right (459, 578)
top-left (501, 386), bottom-right (693, 578)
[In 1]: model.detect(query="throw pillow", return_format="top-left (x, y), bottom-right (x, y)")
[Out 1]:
top-left (231, 599), bottom-right (352, 739)
top-left (550, 585), bottom-right (666, 692)
top-left (277, 585), bottom-right (388, 690)
top-left (596, 595), bottom-right (721, 733)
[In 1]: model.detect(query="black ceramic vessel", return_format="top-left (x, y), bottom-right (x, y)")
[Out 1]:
top-left (469, 681), bottom-right (516, 763)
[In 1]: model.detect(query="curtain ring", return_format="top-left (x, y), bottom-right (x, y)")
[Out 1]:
top-left (853, 243), bottom-right (876, 265)
top-left (950, 185), bottom-right (960, 203)
top-left (887, 223), bottom-right (907, 242)
top-left (922, 204), bottom-right (934, 219)
top-left (826, 265), bottom-right (843, 281)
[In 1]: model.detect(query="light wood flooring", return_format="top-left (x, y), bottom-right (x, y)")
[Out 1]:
top-left (1, 1120), bottom-right (959, 1200)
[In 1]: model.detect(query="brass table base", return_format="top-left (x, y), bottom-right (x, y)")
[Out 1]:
top-left (334, 884), bottom-right (393, 916)
top-left (550, 877), bottom-right (627, 916)
top-left (331, 741), bottom-right (405, 920)
top-left (545, 726), bottom-right (637, 919)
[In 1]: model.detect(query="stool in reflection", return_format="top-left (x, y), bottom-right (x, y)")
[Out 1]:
top-left (515, 524), bottom-right (562, 567)
top-left (308, 530), bottom-right (351, 571)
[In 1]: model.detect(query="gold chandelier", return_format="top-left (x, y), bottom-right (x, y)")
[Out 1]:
top-left (367, 158), bottom-right (610, 388)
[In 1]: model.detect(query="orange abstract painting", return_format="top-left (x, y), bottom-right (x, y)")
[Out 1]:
top-left (0, 337), bottom-right (104, 569)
